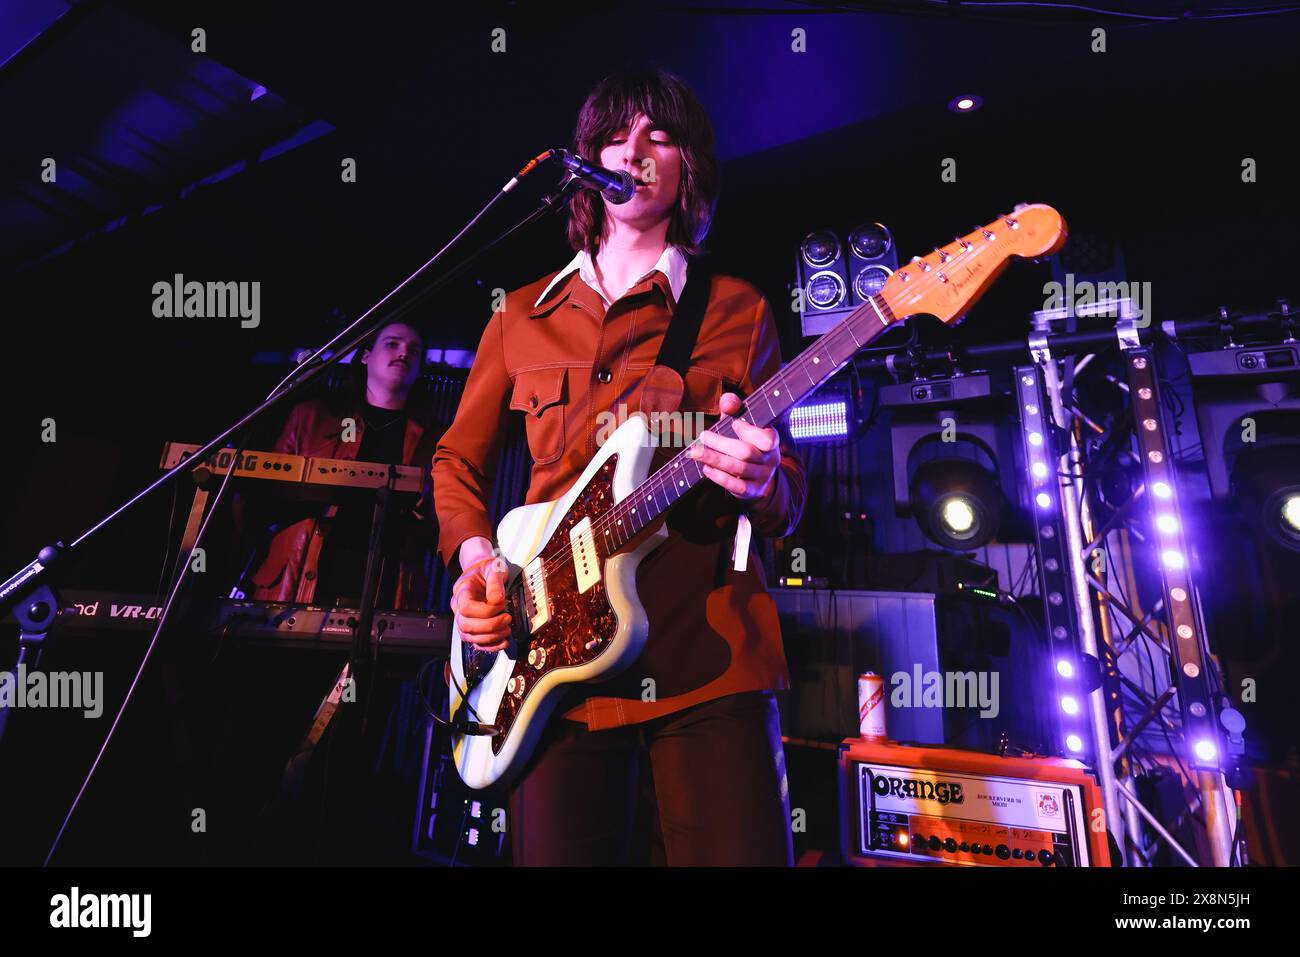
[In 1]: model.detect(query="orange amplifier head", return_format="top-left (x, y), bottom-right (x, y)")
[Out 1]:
top-left (839, 738), bottom-right (1111, 867)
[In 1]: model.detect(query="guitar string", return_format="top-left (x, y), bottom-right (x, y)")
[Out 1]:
top-left (498, 219), bottom-right (1031, 612)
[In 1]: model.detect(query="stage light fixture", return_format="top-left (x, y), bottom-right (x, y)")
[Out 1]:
top-left (795, 220), bottom-right (898, 336)
top-left (941, 498), bottom-right (977, 535)
top-left (787, 370), bottom-right (873, 446)
top-left (1262, 486), bottom-right (1300, 549)
top-left (805, 270), bottom-right (847, 310)
top-left (789, 399), bottom-right (849, 441)
top-left (947, 93), bottom-right (983, 113)
top-left (801, 230), bottom-right (841, 268)
top-left (1283, 494), bottom-right (1300, 532)
top-left (908, 459), bottom-right (1002, 550)
top-left (1065, 734), bottom-right (1084, 753)
top-left (1230, 448), bottom-right (1300, 552)
top-left (848, 222), bottom-right (891, 260)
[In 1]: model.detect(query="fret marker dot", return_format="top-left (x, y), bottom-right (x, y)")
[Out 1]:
top-left (678, 480), bottom-right (685, 487)
top-left (812, 357), bottom-right (820, 364)
top-left (774, 389), bottom-right (780, 397)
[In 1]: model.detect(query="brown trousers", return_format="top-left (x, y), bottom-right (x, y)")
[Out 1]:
top-left (506, 690), bottom-right (793, 866)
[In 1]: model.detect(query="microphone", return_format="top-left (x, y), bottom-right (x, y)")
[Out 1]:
top-left (552, 149), bottom-right (636, 205)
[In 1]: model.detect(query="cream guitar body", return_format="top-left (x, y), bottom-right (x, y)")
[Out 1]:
top-left (449, 414), bottom-right (666, 790)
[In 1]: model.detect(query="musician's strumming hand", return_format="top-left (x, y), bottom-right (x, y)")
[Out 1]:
top-left (687, 392), bottom-right (780, 503)
top-left (451, 537), bottom-right (512, 653)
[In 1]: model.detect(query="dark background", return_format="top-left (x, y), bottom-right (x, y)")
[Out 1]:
top-left (2, 0), bottom-right (1295, 582)
top-left (1, 0), bottom-right (1297, 865)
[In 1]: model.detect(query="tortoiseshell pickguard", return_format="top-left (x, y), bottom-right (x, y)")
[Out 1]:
top-left (487, 455), bottom-right (624, 755)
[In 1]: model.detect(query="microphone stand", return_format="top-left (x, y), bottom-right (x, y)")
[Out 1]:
top-left (0, 159), bottom-right (582, 862)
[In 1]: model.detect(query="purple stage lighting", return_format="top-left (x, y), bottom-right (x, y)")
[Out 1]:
top-left (789, 399), bottom-right (849, 441)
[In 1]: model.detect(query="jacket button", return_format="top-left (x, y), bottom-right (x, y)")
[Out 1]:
top-left (529, 395), bottom-right (538, 408)
top-left (596, 368), bottom-right (612, 384)
top-left (304, 571), bottom-right (316, 581)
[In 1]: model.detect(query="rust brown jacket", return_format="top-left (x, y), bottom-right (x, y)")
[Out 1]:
top-left (246, 396), bottom-right (439, 608)
top-left (432, 259), bottom-right (807, 730)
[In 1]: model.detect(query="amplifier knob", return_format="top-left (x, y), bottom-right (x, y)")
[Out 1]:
top-left (959, 842), bottom-right (970, 853)
top-left (1012, 848), bottom-right (1023, 859)
top-left (1039, 851), bottom-right (1055, 867)
top-left (928, 836), bottom-right (941, 851)
top-left (943, 838), bottom-right (956, 853)
top-left (982, 844), bottom-right (994, 856)
top-left (1025, 850), bottom-right (1036, 861)
top-left (996, 844), bottom-right (1010, 860)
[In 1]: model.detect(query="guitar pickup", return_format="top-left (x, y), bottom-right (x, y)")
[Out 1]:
top-left (569, 517), bottom-right (600, 594)
top-left (521, 554), bottom-right (550, 632)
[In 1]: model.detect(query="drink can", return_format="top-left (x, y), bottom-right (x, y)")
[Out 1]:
top-left (858, 672), bottom-right (886, 739)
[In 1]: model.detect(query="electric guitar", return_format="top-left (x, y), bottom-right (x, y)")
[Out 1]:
top-left (450, 204), bottom-right (1068, 788)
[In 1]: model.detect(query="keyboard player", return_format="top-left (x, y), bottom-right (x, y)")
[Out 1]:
top-left (240, 320), bottom-right (439, 609)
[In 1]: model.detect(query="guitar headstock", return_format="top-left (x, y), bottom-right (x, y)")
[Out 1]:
top-left (878, 203), bottom-right (1068, 326)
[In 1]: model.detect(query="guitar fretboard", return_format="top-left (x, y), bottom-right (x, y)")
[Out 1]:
top-left (597, 293), bottom-right (897, 552)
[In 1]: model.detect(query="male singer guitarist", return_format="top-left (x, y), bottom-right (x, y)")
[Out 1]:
top-left (432, 69), bottom-right (806, 865)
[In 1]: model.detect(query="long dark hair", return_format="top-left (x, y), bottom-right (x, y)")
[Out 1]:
top-left (566, 68), bottom-right (720, 259)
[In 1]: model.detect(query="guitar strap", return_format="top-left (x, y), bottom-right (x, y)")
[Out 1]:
top-left (651, 255), bottom-right (752, 575)
top-left (653, 254), bottom-right (713, 378)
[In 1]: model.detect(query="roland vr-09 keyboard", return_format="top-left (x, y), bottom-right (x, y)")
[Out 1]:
top-left (160, 442), bottom-right (425, 493)
top-left (48, 591), bottom-right (451, 655)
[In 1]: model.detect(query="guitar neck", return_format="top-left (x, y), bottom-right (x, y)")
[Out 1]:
top-left (594, 203), bottom-right (1070, 553)
top-left (599, 294), bottom-right (897, 552)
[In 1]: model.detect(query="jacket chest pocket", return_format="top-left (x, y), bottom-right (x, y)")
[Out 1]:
top-left (510, 367), bottom-right (568, 465)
